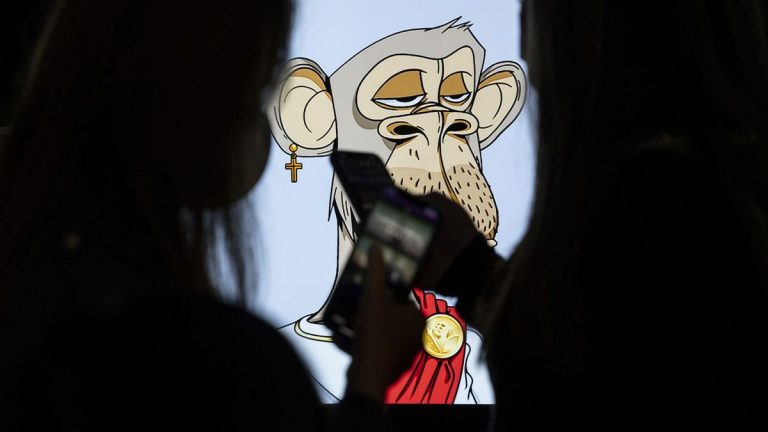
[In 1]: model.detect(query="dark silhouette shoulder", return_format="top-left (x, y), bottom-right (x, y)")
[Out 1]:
top-left (0, 228), bottom-right (327, 431)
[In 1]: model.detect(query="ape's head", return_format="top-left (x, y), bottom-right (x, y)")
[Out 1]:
top-left (268, 19), bottom-right (526, 246)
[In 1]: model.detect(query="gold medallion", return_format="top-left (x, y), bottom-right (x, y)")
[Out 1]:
top-left (422, 313), bottom-right (464, 359)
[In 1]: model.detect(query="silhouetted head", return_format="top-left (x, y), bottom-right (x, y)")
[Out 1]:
top-left (520, 0), bottom-right (768, 184)
top-left (0, 0), bottom-right (53, 125)
top-left (483, 2), bottom-right (768, 427)
top-left (486, 0), bottom-right (768, 358)
top-left (0, 0), bottom-right (293, 302)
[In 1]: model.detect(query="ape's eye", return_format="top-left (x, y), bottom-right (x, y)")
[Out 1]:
top-left (373, 95), bottom-right (425, 108)
top-left (442, 93), bottom-right (471, 104)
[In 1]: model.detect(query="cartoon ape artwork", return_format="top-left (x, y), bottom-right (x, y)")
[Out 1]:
top-left (267, 19), bottom-right (526, 404)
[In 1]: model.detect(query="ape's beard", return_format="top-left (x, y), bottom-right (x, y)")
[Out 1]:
top-left (388, 158), bottom-right (498, 244)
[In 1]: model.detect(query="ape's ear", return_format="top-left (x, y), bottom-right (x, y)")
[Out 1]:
top-left (267, 58), bottom-right (336, 157)
top-left (471, 61), bottom-right (527, 150)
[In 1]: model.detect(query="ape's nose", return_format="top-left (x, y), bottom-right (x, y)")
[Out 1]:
top-left (379, 121), bottom-right (422, 145)
top-left (378, 111), bottom-right (478, 144)
top-left (444, 116), bottom-right (474, 137)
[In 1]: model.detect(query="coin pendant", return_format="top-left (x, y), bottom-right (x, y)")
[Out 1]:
top-left (422, 313), bottom-right (464, 359)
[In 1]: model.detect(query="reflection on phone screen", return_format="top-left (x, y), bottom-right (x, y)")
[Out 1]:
top-left (331, 189), bottom-right (439, 333)
top-left (345, 191), bottom-right (438, 292)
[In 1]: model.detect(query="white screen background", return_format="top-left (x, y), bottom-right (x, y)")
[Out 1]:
top-left (246, 0), bottom-right (535, 332)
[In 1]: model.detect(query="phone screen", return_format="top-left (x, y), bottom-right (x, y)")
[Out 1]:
top-left (330, 151), bottom-right (394, 222)
top-left (327, 187), bottom-right (440, 339)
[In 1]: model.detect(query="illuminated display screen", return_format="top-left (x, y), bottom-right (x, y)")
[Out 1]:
top-left (249, 0), bottom-right (534, 405)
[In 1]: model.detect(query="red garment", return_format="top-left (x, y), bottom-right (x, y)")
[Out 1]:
top-left (384, 288), bottom-right (467, 404)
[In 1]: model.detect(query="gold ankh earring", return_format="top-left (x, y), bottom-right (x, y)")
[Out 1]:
top-left (285, 143), bottom-right (303, 183)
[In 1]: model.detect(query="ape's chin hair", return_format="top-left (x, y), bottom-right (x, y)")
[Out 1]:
top-left (387, 161), bottom-right (498, 241)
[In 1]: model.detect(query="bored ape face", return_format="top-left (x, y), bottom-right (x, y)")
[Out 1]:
top-left (357, 46), bottom-right (499, 241)
top-left (268, 20), bottom-right (526, 246)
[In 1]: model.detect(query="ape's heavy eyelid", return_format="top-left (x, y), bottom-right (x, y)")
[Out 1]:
top-left (373, 95), bottom-right (425, 109)
top-left (442, 93), bottom-right (471, 103)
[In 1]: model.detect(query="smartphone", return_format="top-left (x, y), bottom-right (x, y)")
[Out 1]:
top-left (330, 151), bottom-right (393, 222)
top-left (325, 187), bottom-right (441, 344)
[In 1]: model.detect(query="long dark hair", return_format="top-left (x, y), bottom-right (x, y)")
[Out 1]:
top-left (0, 0), bottom-right (54, 125)
top-left (489, 0), bottom-right (768, 359)
top-left (0, 1), bottom-right (292, 306)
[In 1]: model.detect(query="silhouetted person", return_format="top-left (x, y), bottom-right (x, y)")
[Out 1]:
top-left (0, 0), bottom-right (53, 126)
top-left (0, 1), bottom-right (421, 430)
top-left (416, 1), bottom-right (768, 429)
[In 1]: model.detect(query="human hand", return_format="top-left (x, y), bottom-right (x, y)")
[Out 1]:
top-left (413, 193), bottom-right (484, 293)
top-left (344, 246), bottom-right (423, 404)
